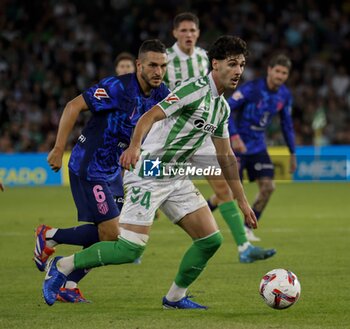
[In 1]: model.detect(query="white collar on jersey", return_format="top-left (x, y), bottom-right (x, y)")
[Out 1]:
top-left (208, 72), bottom-right (220, 98)
top-left (173, 42), bottom-right (196, 59)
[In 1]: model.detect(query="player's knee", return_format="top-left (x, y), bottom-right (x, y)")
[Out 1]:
top-left (119, 228), bottom-right (149, 263)
top-left (195, 231), bottom-right (223, 255)
top-left (265, 181), bottom-right (276, 195)
top-left (210, 232), bottom-right (224, 252)
top-left (120, 243), bottom-right (144, 263)
top-left (260, 180), bottom-right (275, 196)
top-left (98, 219), bottom-right (120, 241)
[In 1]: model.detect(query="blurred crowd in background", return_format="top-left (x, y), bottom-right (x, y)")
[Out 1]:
top-left (1, 0), bottom-right (350, 153)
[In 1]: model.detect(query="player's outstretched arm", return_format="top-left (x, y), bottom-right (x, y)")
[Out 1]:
top-left (120, 105), bottom-right (166, 170)
top-left (212, 136), bottom-right (257, 229)
top-left (47, 95), bottom-right (88, 172)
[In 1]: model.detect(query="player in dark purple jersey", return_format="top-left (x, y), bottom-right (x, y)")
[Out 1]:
top-left (208, 54), bottom-right (296, 241)
top-left (33, 39), bottom-right (169, 302)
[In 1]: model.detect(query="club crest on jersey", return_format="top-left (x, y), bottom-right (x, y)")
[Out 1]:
top-left (277, 101), bottom-right (284, 111)
top-left (232, 90), bottom-right (243, 101)
top-left (97, 202), bottom-right (109, 215)
top-left (94, 88), bottom-right (110, 100)
top-left (164, 93), bottom-right (180, 104)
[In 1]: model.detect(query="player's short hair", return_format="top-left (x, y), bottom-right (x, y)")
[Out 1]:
top-left (138, 39), bottom-right (166, 58)
top-left (207, 35), bottom-right (249, 70)
top-left (173, 12), bottom-right (199, 29)
top-left (268, 54), bottom-right (292, 71)
top-left (114, 52), bottom-right (135, 67)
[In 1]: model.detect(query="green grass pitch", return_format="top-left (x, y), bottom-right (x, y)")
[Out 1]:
top-left (0, 182), bottom-right (349, 329)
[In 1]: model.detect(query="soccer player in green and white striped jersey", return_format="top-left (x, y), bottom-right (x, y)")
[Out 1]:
top-left (164, 13), bottom-right (276, 264)
top-left (129, 74), bottom-right (229, 176)
top-left (42, 36), bottom-right (257, 309)
top-left (163, 12), bottom-right (209, 90)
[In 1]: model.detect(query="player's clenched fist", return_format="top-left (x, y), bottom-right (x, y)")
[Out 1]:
top-left (120, 146), bottom-right (140, 171)
top-left (47, 147), bottom-right (64, 172)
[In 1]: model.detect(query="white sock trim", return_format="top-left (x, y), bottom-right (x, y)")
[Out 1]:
top-left (46, 228), bottom-right (58, 239)
top-left (119, 228), bottom-right (149, 246)
top-left (64, 281), bottom-right (78, 289)
top-left (166, 282), bottom-right (187, 302)
top-left (195, 230), bottom-right (220, 242)
top-left (57, 255), bottom-right (75, 276)
top-left (46, 228), bottom-right (58, 248)
top-left (238, 241), bottom-right (251, 253)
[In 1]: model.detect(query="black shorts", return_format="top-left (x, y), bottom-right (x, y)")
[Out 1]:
top-left (236, 150), bottom-right (274, 182)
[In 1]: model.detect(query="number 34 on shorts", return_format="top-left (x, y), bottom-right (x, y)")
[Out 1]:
top-left (129, 186), bottom-right (151, 210)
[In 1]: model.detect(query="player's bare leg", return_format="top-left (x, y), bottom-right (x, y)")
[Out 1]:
top-left (207, 176), bottom-right (233, 204)
top-left (206, 175), bottom-right (250, 250)
top-left (244, 177), bottom-right (275, 241)
top-left (252, 177), bottom-right (275, 219)
top-left (98, 217), bottom-right (120, 241)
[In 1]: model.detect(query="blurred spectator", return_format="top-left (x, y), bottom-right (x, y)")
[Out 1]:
top-left (114, 52), bottom-right (136, 75)
top-left (0, 0), bottom-right (349, 153)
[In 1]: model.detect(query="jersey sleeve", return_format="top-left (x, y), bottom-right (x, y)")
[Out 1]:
top-left (82, 76), bottom-right (124, 113)
top-left (213, 105), bottom-right (230, 139)
top-left (227, 84), bottom-right (249, 136)
top-left (279, 92), bottom-right (296, 154)
top-left (157, 91), bottom-right (184, 117)
top-left (157, 80), bottom-right (192, 117)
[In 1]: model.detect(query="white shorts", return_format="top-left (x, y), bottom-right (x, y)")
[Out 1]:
top-left (119, 171), bottom-right (207, 226)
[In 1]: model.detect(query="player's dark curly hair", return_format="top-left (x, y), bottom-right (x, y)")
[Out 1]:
top-left (207, 35), bottom-right (249, 70)
top-left (138, 39), bottom-right (166, 58)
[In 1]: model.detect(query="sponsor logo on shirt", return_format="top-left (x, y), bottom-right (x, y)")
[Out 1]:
top-left (78, 134), bottom-right (86, 143)
top-left (193, 118), bottom-right (217, 134)
top-left (94, 88), bottom-right (110, 100)
top-left (117, 141), bottom-right (128, 149)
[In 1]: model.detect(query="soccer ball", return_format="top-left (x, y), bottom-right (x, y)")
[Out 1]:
top-left (259, 268), bottom-right (301, 309)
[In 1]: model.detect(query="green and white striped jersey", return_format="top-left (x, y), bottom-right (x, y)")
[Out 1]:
top-left (135, 73), bottom-right (230, 178)
top-left (164, 43), bottom-right (209, 90)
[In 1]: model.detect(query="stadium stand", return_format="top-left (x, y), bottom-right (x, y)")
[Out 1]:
top-left (0, 0), bottom-right (349, 152)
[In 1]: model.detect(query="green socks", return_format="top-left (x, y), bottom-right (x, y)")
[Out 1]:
top-left (74, 238), bottom-right (145, 269)
top-left (175, 231), bottom-right (223, 287)
top-left (218, 201), bottom-right (248, 246)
